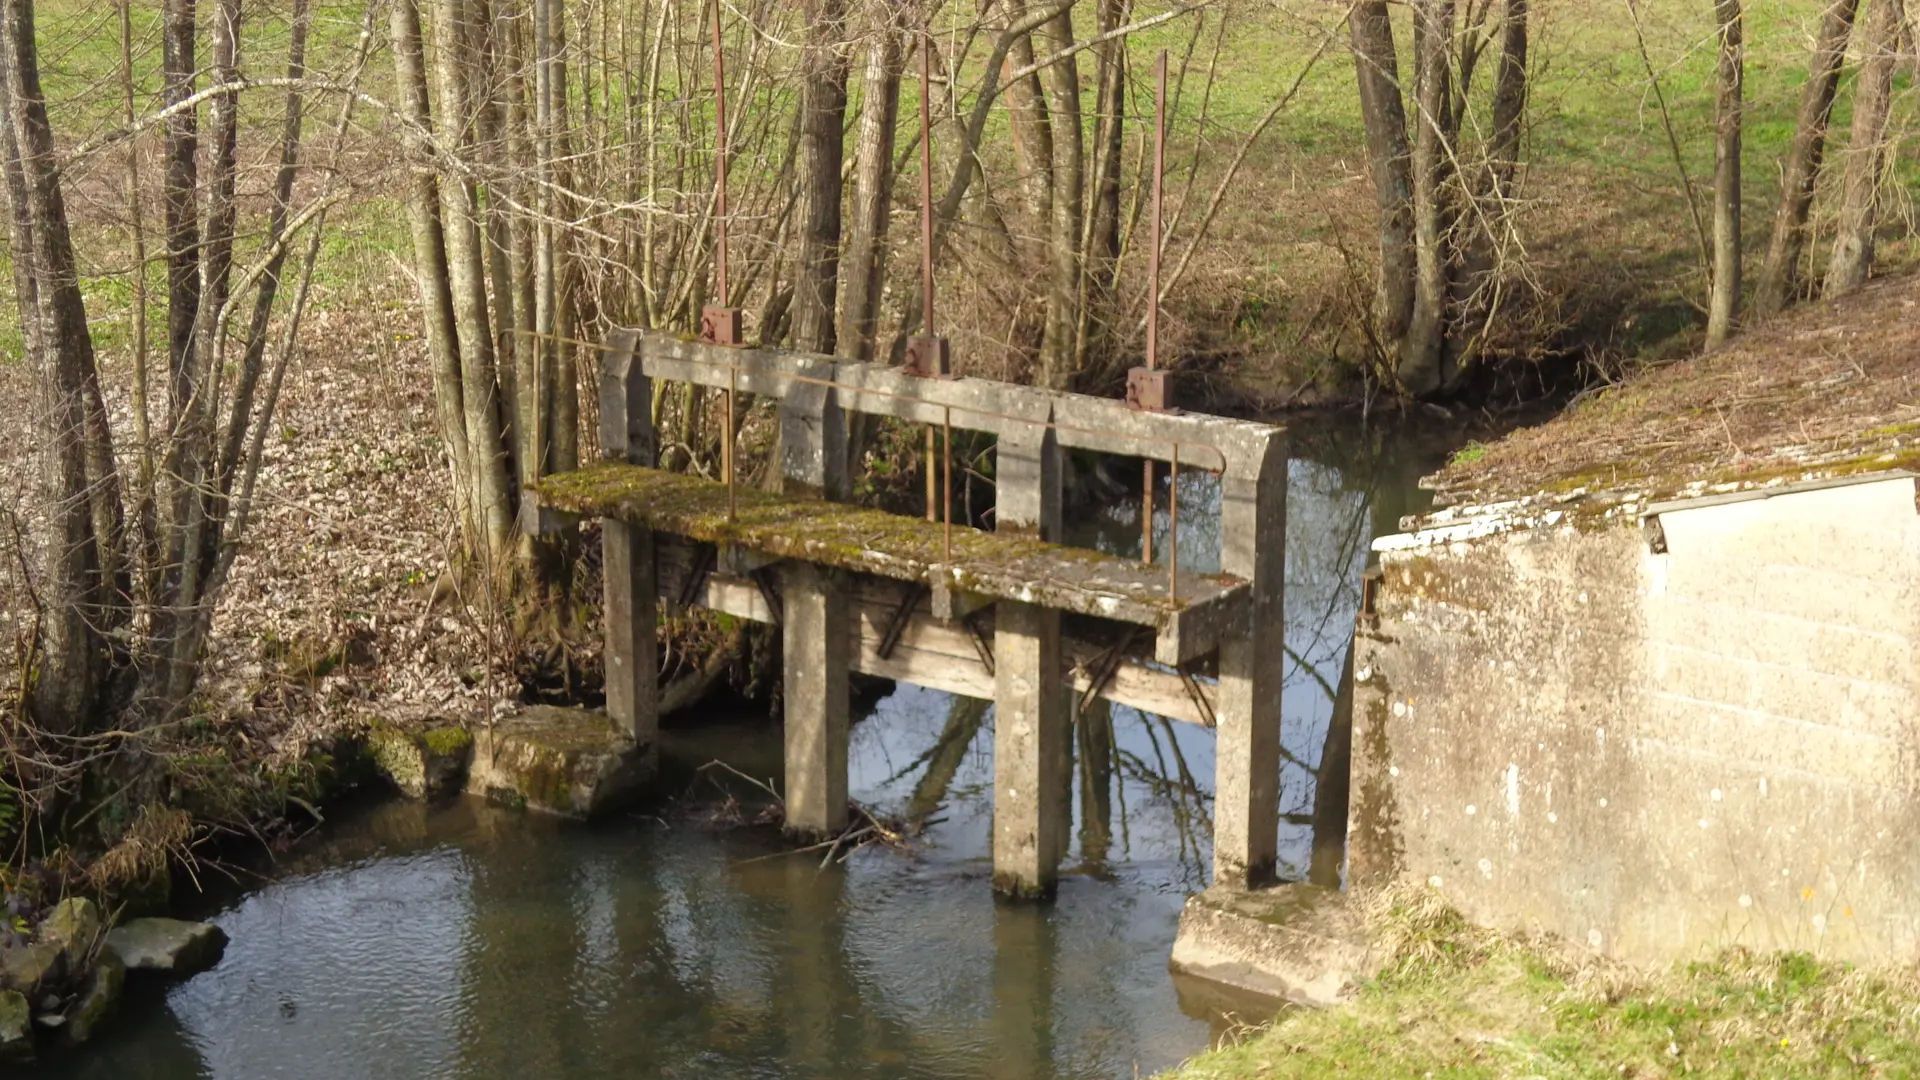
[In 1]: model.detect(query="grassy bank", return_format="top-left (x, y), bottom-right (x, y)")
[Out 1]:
top-left (1169, 890), bottom-right (1920, 1079)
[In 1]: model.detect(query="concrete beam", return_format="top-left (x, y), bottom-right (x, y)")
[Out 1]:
top-left (993, 600), bottom-right (1069, 898)
top-left (599, 331), bottom-right (659, 746)
top-left (781, 561), bottom-right (849, 838)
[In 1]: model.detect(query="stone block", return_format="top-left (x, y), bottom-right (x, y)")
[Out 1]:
top-left (40, 898), bottom-right (101, 973)
top-left (368, 724), bottom-right (474, 799)
top-left (465, 706), bottom-right (653, 819)
top-left (1169, 884), bottom-right (1379, 1008)
top-left (59, 949), bottom-right (123, 1047)
top-left (0, 990), bottom-right (30, 1063)
top-left (0, 942), bottom-right (64, 999)
top-left (105, 918), bottom-right (229, 977)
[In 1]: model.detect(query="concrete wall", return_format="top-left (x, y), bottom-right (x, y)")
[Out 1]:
top-left (1351, 473), bottom-right (1920, 965)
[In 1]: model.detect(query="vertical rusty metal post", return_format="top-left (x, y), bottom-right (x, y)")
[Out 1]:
top-left (942, 405), bottom-right (953, 563)
top-left (1142, 50), bottom-right (1168, 566)
top-left (926, 427), bottom-right (937, 521)
top-left (711, 1), bottom-right (730, 304)
top-left (1168, 442), bottom-right (1180, 604)
top-left (921, 23), bottom-right (936, 338)
top-left (726, 364), bottom-right (737, 521)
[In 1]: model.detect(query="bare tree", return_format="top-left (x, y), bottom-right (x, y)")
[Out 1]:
top-left (1824, 0), bottom-right (1901, 296)
top-left (1706, 0), bottom-right (1743, 346)
top-left (1754, 0), bottom-right (1860, 316)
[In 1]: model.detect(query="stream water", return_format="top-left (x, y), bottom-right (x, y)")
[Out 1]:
top-left (31, 421), bottom-right (1450, 1080)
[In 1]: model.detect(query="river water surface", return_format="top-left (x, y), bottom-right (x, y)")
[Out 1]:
top-left (34, 422), bottom-right (1448, 1080)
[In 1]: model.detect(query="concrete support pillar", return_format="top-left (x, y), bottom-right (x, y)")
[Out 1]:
top-left (777, 356), bottom-right (847, 499)
top-left (993, 599), bottom-right (1068, 898)
top-left (1213, 433), bottom-right (1287, 888)
top-left (599, 331), bottom-right (658, 746)
top-left (782, 561), bottom-right (849, 837)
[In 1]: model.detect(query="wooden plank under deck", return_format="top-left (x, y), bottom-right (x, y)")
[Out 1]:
top-left (651, 546), bottom-right (1219, 728)
top-left (535, 462), bottom-right (1248, 664)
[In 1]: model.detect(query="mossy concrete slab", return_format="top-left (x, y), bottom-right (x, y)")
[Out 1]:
top-left (369, 724), bottom-right (475, 799)
top-left (1169, 884), bottom-right (1379, 1008)
top-left (532, 462), bottom-right (1246, 661)
top-left (465, 706), bottom-right (652, 819)
top-left (105, 919), bottom-right (228, 977)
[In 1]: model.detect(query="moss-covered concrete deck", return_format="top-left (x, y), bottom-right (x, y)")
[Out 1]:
top-left (535, 461), bottom-right (1245, 657)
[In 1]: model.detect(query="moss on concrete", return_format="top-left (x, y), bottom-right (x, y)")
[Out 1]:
top-left (533, 462), bottom-right (1241, 628)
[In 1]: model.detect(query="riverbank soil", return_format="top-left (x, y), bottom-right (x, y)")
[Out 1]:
top-left (1169, 888), bottom-right (1920, 1079)
top-left (1431, 269), bottom-right (1920, 506)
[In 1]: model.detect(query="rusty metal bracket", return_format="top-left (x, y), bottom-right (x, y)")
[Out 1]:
top-left (1177, 665), bottom-right (1217, 729)
top-left (1126, 366), bottom-right (1184, 413)
top-left (750, 567), bottom-right (783, 626)
top-left (700, 306), bottom-right (744, 346)
top-left (1077, 628), bottom-right (1146, 714)
top-left (903, 334), bottom-right (952, 379)
top-left (677, 542), bottom-right (717, 608)
top-left (877, 582), bottom-right (929, 660)
top-left (963, 608), bottom-right (995, 677)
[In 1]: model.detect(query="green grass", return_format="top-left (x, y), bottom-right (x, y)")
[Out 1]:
top-left (1169, 891), bottom-right (1920, 1079)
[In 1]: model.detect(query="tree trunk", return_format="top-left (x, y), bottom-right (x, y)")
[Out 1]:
top-left (1, 0), bottom-right (125, 733)
top-left (835, 13), bottom-right (903, 361)
top-left (431, 0), bottom-right (516, 560)
top-left (162, 0), bottom-right (200, 396)
top-left (1754, 0), bottom-right (1860, 315)
top-left (1003, 1), bottom-right (1053, 227)
top-left (1706, 0), bottom-right (1743, 346)
top-left (1348, 1), bottom-right (1417, 377)
top-left (1487, 0), bottom-right (1526, 195)
top-left (1824, 0), bottom-right (1899, 296)
top-left (1402, 0), bottom-right (1455, 393)
top-left (1035, 4), bottom-right (1083, 390)
top-left (791, 0), bottom-right (851, 355)
top-left (392, 0), bottom-right (476, 545)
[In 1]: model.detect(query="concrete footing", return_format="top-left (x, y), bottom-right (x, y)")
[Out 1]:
top-left (1169, 884), bottom-right (1379, 1008)
top-left (465, 706), bottom-right (653, 819)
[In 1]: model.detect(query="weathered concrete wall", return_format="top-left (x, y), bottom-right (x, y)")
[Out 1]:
top-left (1352, 473), bottom-right (1920, 965)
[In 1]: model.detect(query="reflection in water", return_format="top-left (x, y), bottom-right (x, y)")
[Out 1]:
top-left (30, 422), bottom-right (1446, 1080)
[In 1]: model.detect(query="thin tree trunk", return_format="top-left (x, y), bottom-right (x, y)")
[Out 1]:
top-left (1706, 0), bottom-right (1743, 345)
top-left (1402, 0), bottom-right (1454, 393)
top-left (431, 0), bottom-right (516, 559)
top-left (1, 0), bottom-right (124, 733)
top-left (1824, 0), bottom-right (1899, 296)
top-left (1080, 0), bottom-right (1128, 365)
top-left (836, 14), bottom-right (903, 361)
top-left (1349, 0), bottom-right (1417, 375)
top-left (1754, 0), bottom-right (1860, 315)
top-left (791, 0), bottom-right (851, 354)
top-left (392, 0), bottom-right (476, 544)
top-left (1487, 0), bottom-right (1526, 195)
top-left (1036, 4), bottom-right (1083, 390)
top-left (1003, 0), bottom-right (1053, 227)
top-left (162, 0), bottom-right (200, 397)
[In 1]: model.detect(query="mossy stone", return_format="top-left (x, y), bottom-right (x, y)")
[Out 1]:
top-left (39, 898), bottom-right (102, 972)
top-left (0, 990), bottom-right (31, 1062)
top-left (60, 949), bottom-right (123, 1046)
top-left (369, 724), bottom-right (474, 799)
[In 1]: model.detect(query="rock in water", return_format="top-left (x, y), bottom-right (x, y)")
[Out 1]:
top-left (39, 898), bottom-right (103, 971)
top-left (369, 724), bottom-right (475, 799)
top-left (0, 990), bottom-right (32, 1062)
top-left (60, 950), bottom-right (123, 1046)
top-left (106, 919), bottom-right (229, 977)
top-left (0, 942), bottom-right (65, 999)
top-left (465, 706), bottom-right (653, 819)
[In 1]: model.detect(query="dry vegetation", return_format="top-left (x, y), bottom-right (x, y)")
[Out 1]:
top-left (1432, 269), bottom-right (1920, 505)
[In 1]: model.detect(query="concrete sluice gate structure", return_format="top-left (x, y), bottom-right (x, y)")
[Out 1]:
top-left (1353, 272), bottom-right (1920, 966)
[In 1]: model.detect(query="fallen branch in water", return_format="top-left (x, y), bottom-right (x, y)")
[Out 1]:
top-left (691, 759), bottom-right (924, 865)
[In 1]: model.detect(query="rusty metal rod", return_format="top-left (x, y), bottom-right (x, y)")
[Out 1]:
top-left (920, 22), bottom-right (936, 337)
top-left (1143, 460), bottom-right (1153, 564)
top-left (725, 364), bottom-right (737, 521)
top-left (942, 405), bottom-right (953, 563)
top-left (1147, 48), bottom-right (1166, 374)
top-left (1169, 442), bottom-right (1179, 604)
top-left (1142, 50), bottom-right (1169, 567)
top-left (710, 0), bottom-right (731, 305)
top-left (925, 426), bottom-right (937, 521)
